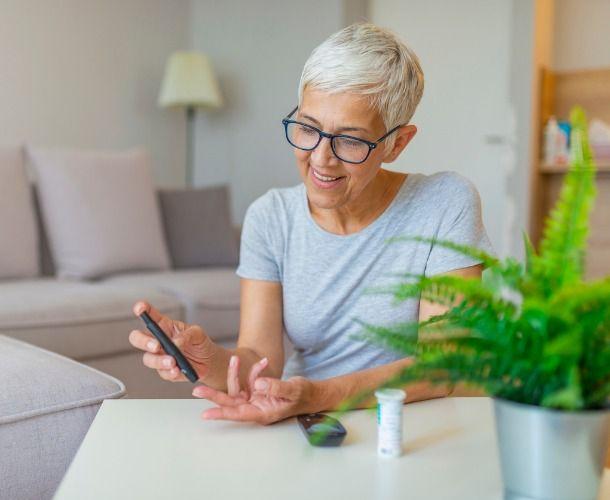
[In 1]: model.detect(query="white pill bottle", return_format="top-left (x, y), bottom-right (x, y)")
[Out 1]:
top-left (375, 388), bottom-right (406, 458)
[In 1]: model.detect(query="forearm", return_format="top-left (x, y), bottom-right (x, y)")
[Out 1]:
top-left (308, 358), bottom-right (451, 412)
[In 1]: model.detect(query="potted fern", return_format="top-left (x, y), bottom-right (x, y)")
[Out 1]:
top-left (361, 107), bottom-right (610, 500)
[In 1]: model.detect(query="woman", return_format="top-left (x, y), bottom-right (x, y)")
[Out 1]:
top-left (129, 23), bottom-right (493, 424)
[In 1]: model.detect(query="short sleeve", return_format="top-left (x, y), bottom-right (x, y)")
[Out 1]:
top-left (235, 194), bottom-right (281, 282)
top-left (424, 173), bottom-right (495, 276)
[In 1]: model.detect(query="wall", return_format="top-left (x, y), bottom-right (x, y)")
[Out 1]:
top-left (0, 0), bottom-right (541, 245)
top-left (508, 0), bottom-right (537, 260)
top-left (369, 0), bottom-right (536, 257)
top-left (553, 0), bottom-right (610, 71)
top-left (189, 0), bottom-right (351, 222)
top-left (0, 0), bottom-right (189, 186)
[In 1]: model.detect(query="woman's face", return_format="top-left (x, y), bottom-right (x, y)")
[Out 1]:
top-left (294, 88), bottom-right (402, 211)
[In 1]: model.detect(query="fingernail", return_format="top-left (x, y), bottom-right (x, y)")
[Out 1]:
top-left (229, 355), bottom-right (237, 367)
top-left (259, 357), bottom-right (268, 365)
top-left (255, 379), bottom-right (268, 391)
top-left (163, 357), bottom-right (172, 367)
top-left (147, 341), bottom-right (157, 351)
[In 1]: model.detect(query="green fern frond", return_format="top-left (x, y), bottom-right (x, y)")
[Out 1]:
top-left (550, 277), bottom-right (610, 315)
top-left (523, 230), bottom-right (537, 274)
top-left (387, 235), bottom-right (500, 268)
top-left (535, 107), bottom-right (597, 293)
top-left (362, 107), bottom-right (609, 411)
top-left (389, 274), bottom-right (519, 316)
top-left (540, 366), bottom-right (584, 410)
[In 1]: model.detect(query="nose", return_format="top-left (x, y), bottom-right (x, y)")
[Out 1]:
top-left (310, 136), bottom-right (339, 166)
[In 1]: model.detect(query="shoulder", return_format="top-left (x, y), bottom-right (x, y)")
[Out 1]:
top-left (416, 171), bottom-right (478, 197)
top-left (245, 183), bottom-right (303, 222)
top-left (407, 171), bottom-right (481, 210)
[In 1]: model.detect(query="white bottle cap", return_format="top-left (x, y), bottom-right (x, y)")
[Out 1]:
top-left (375, 388), bottom-right (406, 403)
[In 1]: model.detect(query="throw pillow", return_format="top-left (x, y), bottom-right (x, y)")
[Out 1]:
top-left (159, 185), bottom-right (239, 268)
top-left (28, 147), bottom-right (171, 280)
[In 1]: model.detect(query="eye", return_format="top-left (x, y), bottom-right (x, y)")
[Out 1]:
top-left (338, 137), bottom-right (366, 149)
top-left (298, 125), bottom-right (317, 136)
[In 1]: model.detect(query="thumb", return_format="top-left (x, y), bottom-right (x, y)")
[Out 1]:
top-left (173, 326), bottom-right (199, 349)
top-left (254, 378), bottom-right (297, 399)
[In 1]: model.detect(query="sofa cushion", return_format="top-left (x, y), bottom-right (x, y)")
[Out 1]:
top-left (104, 268), bottom-right (240, 340)
top-left (159, 185), bottom-right (239, 268)
top-left (0, 335), bottom-right (125, 500)
top-left (28, 147), bottom-right (171, 280)
top-left (0, 147), bottom-right (39, 279)
top-left (0, 278), bottom-right (184, 359)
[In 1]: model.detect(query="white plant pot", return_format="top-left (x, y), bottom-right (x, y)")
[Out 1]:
top-left (494, 398), bottom-right (609, 500)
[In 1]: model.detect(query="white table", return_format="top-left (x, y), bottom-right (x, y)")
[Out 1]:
top-left (54, 397), bottom-right (610, 500)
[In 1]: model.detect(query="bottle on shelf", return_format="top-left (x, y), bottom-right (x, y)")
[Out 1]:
top-left (543, 116), bottom-right (569, 167)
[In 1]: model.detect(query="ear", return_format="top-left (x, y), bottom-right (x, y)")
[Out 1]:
top-left (382, 125), bottom-right (417, 163)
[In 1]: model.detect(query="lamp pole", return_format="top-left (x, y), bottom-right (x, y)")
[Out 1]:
top-left (186, 106), bottom-right (196, 187)
top-left (158, 51), bottom-right (223, 187)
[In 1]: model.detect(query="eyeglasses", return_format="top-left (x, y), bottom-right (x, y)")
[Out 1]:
top-left (281, 106), bottom-right (404, 164)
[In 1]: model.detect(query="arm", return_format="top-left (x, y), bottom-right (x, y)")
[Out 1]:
top-left (194, 265), bottom-right (484, 423)
top-left (308, 264), bottom-right (485, 412)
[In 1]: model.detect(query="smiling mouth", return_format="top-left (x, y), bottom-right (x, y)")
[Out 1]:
top-left (311, 168), bottom-right (345, 182)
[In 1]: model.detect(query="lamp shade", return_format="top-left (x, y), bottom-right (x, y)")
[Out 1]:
top-left (158, 51), bottom-right (223, 109)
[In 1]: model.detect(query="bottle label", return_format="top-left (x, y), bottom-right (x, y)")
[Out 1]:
top-left (377, 402), bottom-right (403, 457)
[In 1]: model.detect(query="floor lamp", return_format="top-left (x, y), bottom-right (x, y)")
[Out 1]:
top-left (158, 51), bottom-right (223, 187)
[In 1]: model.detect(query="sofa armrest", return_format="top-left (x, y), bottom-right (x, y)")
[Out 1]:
top-left (0, 335), bottom-right (125, 499)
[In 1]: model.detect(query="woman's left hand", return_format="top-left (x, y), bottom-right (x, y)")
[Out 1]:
top-left (192, 355), bottom-right (315, 425)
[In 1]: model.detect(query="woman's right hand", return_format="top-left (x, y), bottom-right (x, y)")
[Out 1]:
top-left (128, 301), bottom-right (215, 382)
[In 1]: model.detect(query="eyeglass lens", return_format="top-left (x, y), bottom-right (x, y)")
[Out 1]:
top-left (286, 122), bottom-right (370, 163)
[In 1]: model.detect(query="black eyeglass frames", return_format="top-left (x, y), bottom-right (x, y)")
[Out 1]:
top-left (281, 106), bottom-right (404, 164)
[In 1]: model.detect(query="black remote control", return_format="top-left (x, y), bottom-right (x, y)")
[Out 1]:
top-left (297, 413), bottom-right (347, 447)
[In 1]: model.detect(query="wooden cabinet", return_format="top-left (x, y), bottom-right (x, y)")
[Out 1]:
top-left (531, 67), bottom-right (610, 280)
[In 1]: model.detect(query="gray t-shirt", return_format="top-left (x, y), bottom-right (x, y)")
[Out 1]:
top-left (236, 171), bottom-right (494, 380)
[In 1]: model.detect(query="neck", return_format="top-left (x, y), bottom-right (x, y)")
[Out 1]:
top-left (309, 169), bottom-right (406, 235)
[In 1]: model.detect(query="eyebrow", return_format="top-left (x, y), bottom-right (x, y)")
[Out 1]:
top-left (300, 113), bottom-right (371, 134)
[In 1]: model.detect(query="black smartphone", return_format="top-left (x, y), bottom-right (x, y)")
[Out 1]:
top-left (297, 413), bottom-right (347, 447)
top-left (139, 311), bottom-right (199, 383)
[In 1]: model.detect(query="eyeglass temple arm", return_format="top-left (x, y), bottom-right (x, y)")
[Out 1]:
top-left (284, 106), bottom-right (298, 119)
top-left (375, 124), bottom-right (405, 144)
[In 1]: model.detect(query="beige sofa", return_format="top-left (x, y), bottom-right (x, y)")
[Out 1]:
top-left (0, 176), bottom-right (241, 399)
top-left (0, 270), bottom-right (240, 399)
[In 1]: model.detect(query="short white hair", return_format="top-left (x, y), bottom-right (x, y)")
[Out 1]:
top-left (298, 23), bottom-right (424, 152)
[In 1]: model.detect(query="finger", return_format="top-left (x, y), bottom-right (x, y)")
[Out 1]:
top-left (227, 355), bottom-right (241, 397)
top-left (248, 357), bottom-right (268, 393)
top-left (132, 301), bottom-right (164, 322)
top-left (202, 405), bottom-right (262, 422)
top-left (142, 352), bottom-right (176, 370)
top-left (254, 378), bottom-right (297, 400)
top-left (129, 329), bottom-right (160, 353)
top-left (172, 320), bottom-right (188, 335)
top-left (192, 385), bottom-right (245, 406)
top-left (158, 366), bottom-right (186, 382)
top-left (133, 301), bottom-right (176, 339)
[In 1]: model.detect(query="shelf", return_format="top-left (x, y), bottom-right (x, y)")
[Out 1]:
top-left (539, 161), bottom-right (610, 174)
